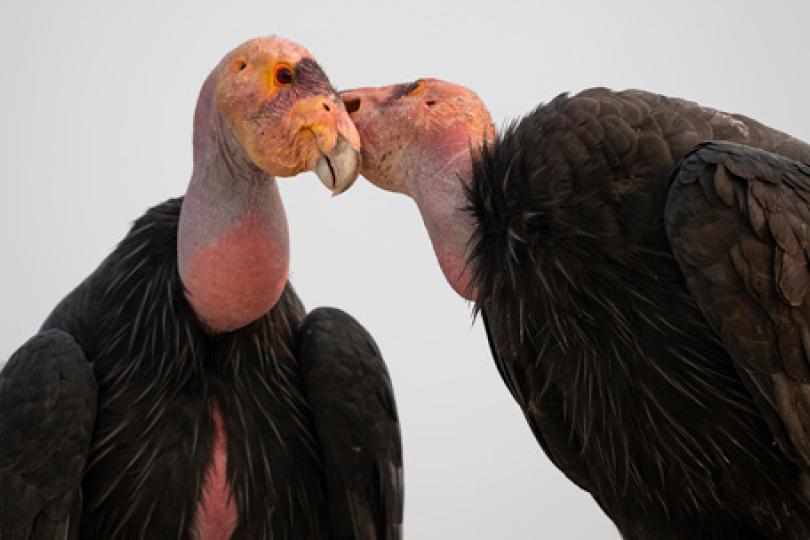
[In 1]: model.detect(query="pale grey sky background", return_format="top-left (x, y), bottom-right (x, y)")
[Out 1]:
top-left (1, 1), bottom-right (808, 538)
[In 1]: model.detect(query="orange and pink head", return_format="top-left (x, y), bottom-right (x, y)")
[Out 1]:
top-left (340, 78), bottom-right (494, 197)
top-left (198, 36), bottom-right (361, 194)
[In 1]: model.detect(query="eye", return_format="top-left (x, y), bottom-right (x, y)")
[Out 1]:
top-left (234, 60), bottom-right (247, 72)
top-left (274, 64), bottom-right (294, 86)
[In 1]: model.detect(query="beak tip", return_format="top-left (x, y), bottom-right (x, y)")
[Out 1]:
top-left (314, 138), bottom-right (360, 196)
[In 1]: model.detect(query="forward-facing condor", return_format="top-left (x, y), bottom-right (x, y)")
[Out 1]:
top-left (343, 80), bottom-right (810, 539)
top-left (0, 37), bottom-right (403, 540)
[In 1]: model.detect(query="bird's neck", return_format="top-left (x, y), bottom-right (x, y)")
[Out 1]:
top-left (178, 124), bottom-right (289, 334)
top-left (405, 148), bottom-right (478, 301)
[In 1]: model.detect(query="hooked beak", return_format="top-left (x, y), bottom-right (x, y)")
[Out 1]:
top-left (314, 135), bottom-right (360, 196)
top-left (290, 95), bottom-right (361, 195)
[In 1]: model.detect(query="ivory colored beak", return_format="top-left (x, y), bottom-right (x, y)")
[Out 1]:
top-left (314, 135), bottom-right (360, 196)
top-left (291, 94), bottom-right (361, 195)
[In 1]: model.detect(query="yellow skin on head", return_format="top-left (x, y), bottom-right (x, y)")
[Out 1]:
top-left (214, 36), bottom-right (360, 185)
top-left (179, 36), bottom-right (361, 334)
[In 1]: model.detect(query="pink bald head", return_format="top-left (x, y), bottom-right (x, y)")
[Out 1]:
top-left (341, 79), bottom-right (494, 195)
top-left (341, 79), bottom-right (495, 300)
top-left (179, 36), bottom-right (360, 333)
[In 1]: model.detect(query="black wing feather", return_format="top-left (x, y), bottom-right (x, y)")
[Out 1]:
top-left (666, 141), bottom-right (810, 467)
top-left (0, 329), bottom-right (97, 540)
top-left (297, 307), bottom-right (403, 540)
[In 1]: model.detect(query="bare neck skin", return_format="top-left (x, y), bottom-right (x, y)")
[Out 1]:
top-left (178, 76), bottom-right (289, 333)
top-left (401, 142), bottom-right (478, 301)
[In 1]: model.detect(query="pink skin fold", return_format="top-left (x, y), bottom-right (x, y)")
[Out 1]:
top-left (194, 404), bottom-right (238, 539)
top-left (341, 80), bottom-right (495, 301)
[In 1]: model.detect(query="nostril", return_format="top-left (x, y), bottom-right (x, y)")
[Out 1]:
top-left (425, 100), bottom-right (437, 107)
top-left (322, 102), bottom-right (331, 112)
top-left (343, 97), bottom-right (361, 115)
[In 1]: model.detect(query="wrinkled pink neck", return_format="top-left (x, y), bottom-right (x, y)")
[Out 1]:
top-left (178, 186), bottom-right (289, 333)
top-left (178, 79), bottom-right (289, 333)
top-left (407, 149), bottom-right (478, 301)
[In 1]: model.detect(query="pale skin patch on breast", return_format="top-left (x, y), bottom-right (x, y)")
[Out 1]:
top-left (194, 402), bottom-right (238, 540)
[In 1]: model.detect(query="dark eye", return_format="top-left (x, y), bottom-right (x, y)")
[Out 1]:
top-left (274, 64), bottom-right (294, 86)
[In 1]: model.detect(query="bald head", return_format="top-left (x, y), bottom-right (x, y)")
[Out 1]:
top-left (196, 36), bottom-right (361, 194)
top-left (341, 78), bottom-right (494, 196)
top-left (340, 79), bottom-right (495, 300)
top-left (180, 36), bottom-right (361, 333)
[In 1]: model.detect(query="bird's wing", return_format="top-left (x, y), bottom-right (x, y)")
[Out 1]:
top-left (297, 307), bottom-right (403, 540)
top-left (0, 329), bottom-right (97, 539)
top-left (666, 140), bottom-right (810, 466)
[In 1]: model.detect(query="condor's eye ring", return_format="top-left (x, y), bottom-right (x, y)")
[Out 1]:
top-left (273, 64), bottom-right (294, 86)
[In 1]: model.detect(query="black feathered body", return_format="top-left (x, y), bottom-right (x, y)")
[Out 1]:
top-left (43, 198), bottom-right (329, 539)
top-left (298, 309), bottom-right (403, 540)
top-left (468, 89), bottom-right (810, 538)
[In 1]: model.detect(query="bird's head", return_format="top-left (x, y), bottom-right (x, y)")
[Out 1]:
top-left (340, 78), bottom-right (494, 196)
top-left (340, 79), bottom-right (494, 301)
top-left (196, 36), bottom-right (361, 194)
top-left (180, 37), bottom-right (361, 333)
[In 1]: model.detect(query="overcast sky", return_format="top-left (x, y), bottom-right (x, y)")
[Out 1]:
top-left (1, 1), bottom-right (808, 538)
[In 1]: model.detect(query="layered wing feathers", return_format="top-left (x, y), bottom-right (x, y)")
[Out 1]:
top-left (667, 141), bottom-right (810, 466)
top-left (0, 330), bottom-right (96, 540)
top-left (298, 308), bottom-right (403, 540)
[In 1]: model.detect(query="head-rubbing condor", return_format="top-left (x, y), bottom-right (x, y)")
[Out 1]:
top-left (342, 80), bottom-right (810, 539)
top-left (0, 37), bottom-right (403, 540)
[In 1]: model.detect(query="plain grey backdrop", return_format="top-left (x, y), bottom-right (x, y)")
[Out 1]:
top-left (1, 1), bottom-right (809, 538)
